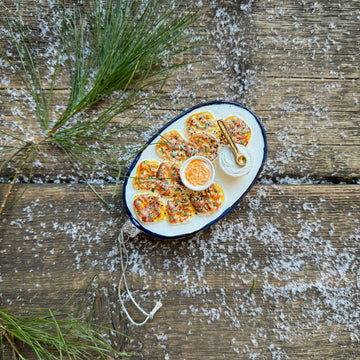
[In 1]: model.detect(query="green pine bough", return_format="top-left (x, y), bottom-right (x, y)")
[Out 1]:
top-left (0, 308), bottom-right (130, 359)
top-left (0, 0), bottom-right (201, 357)
top-left (0, 274), bottom-right (130, 359)
top-left (0, 0), bottom-right (200, 216)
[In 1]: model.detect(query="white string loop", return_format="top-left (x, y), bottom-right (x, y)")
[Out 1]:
top-left (117, 220), bottom-right (162, 326)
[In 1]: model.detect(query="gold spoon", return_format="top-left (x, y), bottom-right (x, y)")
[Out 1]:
top-left (217, 119), bottom-right (247, 167)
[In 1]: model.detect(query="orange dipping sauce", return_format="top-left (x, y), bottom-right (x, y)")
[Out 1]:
top-left (184, 159), bottom-right (211, 187)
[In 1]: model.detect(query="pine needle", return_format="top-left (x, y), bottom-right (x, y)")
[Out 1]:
top-left (0, 0), bottom-right (201, 216)
top-left (0, 308), bottom-right (130, 359)
top-left (0, 275), bottom-right (130, 359)
top-left (248, 277), bottom-right (256, 298)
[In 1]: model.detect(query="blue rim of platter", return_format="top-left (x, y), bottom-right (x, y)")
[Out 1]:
top-left (123, 100), bottom-right (267, 239)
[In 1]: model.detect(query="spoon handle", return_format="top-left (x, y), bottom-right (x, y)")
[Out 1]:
top-left (217, 119), bottom-right (240, 156)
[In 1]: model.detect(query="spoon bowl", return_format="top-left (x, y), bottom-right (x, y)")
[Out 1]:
top-left (217, 119), bottom-right (247, 167)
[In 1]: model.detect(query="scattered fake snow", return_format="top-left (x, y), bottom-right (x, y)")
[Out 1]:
top-left (0, 0), bottom-right (359, 358)
top-left (2, 185), bottom-right (358, 357)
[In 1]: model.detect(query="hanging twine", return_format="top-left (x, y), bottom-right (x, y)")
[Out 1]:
top-left (117, 220), bottom-right (162, 326)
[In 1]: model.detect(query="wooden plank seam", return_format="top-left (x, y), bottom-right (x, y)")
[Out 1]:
top-left (117, 219), bottom-right (163, 326)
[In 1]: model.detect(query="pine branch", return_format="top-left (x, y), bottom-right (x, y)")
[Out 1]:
top-left (0, 0), bottom-right (201, 216)
top-left (0, 144), bottom-right (37, 216)
top-left (0, 306), bottom-right (130, 359)
top-left (0, 274), bottom-right (130, 359)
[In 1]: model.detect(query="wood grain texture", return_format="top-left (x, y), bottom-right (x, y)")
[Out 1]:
top-left (1, 0), bottom-right (359, 359)
top-left (0, 0), bottom-right (359, 183)
top-left (0, 183), bottom-right (359, 358)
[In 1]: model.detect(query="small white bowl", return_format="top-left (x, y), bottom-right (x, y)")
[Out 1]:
top-left (180, 156), bottom-right (215, 191)
top-left (219, 144), bottom-right (252, 177)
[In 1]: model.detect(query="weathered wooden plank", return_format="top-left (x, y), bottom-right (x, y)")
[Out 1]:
top-left (1, 86), bottom-right (359, 183)
top-left (0, 183), bottom-right (359, 358)
top-left (1, 0), bottom-right (359, 358)
top-left (1, 0), bottom-right (359, 184)
top-left (1, 0), bottom-right (358, 89)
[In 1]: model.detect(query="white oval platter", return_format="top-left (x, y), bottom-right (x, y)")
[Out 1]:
top-left (123, 100), bottom-right (267, 239)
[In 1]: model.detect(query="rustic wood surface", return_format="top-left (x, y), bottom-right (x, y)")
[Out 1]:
top-left (0, 0), bottom-right (359, 359)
